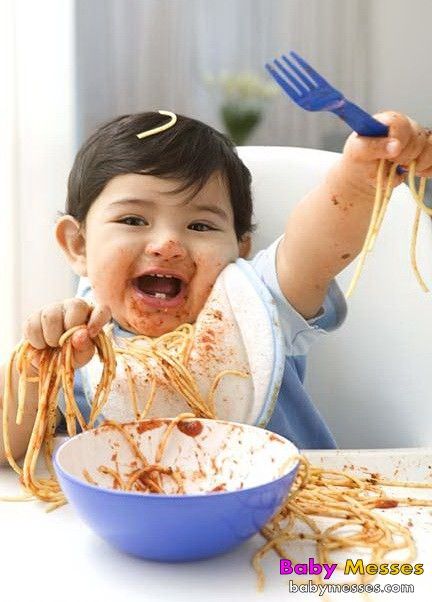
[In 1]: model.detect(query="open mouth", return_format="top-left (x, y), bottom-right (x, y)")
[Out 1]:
top-left (132, 272), bottom-right (186, 303)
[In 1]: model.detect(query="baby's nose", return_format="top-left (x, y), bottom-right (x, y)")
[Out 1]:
top-left (145, 237), bottom-right (187, 260)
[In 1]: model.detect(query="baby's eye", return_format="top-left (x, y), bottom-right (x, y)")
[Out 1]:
top-left (188, 222), bottom-right (215, 232)
top-left (118, 216), bottom-right (147, 226)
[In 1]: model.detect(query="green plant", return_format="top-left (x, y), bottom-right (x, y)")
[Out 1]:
top-left (205, 72), bottom-right (277, 145)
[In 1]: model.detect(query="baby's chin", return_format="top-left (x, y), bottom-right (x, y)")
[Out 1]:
top-left (117, 310), bottom-right (196, 338)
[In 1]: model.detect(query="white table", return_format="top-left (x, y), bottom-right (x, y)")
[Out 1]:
top-left (2, 448), bottom-right (432, 602)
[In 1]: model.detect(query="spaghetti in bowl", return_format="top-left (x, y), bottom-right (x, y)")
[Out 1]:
top-left (54, 417), bottom-right (299, 561)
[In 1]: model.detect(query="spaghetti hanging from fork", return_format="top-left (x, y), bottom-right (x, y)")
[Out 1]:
top-left (265, 50), bottom-right (432, 295)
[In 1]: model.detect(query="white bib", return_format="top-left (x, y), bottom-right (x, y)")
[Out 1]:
top-left (81, 259), bottom-right (285, 426)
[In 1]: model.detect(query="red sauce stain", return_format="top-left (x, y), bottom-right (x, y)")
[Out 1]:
top-left (136, 419), bottom-right (163, 434)
top-left (367, 472), bottom-right (379, 485)
top-left (374, 499), bottom-right (398, 509)
top-left (177, 420), bottom-right (203, 437)
top-left (201, 332), bottom-right (215, 344)
top-left (211, 484), bottom-right (226, 492)
top-left (111, 452), bottom-right (118, 462)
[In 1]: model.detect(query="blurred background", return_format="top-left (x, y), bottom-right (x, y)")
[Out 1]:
top-left (2, 0), bottom-right (432, 445)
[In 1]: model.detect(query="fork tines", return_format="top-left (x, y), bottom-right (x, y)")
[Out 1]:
top-left (266, 50), bottom-right (327, 100)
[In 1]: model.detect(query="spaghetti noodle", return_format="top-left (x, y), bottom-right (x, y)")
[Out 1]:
top-left (114, 325), bottom-right (248, 420)
top-left (78, 423), bottom-right (432, 591)
top-left (1, 323), bottom-right (247, 507)
top-left (346, 160), bottom-right (431, 297)
top-left (83, 414), bottom-right (194, 494)
top-left (3, 346), bottom-right (432, 590)
top-left (253, 455), bottom-right (432, 591)
top-left (1, 327), bottom-right (115, 510)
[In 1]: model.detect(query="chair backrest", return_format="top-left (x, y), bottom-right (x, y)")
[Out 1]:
top-left (237, 146), bottom-right (432, 448)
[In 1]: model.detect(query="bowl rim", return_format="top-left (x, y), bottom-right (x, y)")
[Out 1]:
top-left (54, 418), bottom-right (300, 500)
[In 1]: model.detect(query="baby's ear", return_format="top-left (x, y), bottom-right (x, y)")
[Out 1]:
top-left (238, 234), bottom-right (252, 259)
top-left (55, 216), bottom-right (88, 276)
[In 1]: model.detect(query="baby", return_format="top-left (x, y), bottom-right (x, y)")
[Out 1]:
top-left (1, 109), bottom-right (432, 463)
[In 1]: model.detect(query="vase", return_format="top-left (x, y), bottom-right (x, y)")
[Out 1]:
top-left (220, 103), bottom-right (262, 146)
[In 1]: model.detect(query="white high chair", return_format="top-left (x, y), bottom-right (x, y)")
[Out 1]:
top-left (237, 146), bottom-right (432, 448)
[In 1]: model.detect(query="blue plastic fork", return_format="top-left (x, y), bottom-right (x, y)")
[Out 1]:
top-left (266, 50), bottom-right (389, 138)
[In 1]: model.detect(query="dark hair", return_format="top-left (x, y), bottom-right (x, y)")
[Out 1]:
top-left (66, 112), bottom-right (254, 239)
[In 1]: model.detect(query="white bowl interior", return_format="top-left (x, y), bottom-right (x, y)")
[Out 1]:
top-left (57, 419), bottom-right (298, 494)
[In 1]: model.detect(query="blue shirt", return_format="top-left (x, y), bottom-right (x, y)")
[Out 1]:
top-left (249, 238), bottom-right (346, 448)
top-left (67, 237), bottom-right (346, 450)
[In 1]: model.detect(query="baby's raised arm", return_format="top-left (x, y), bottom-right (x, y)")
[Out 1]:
top-left (0, 299), bottom-right (110, 464)
top-left (276, 112), bottom-right (432, 319)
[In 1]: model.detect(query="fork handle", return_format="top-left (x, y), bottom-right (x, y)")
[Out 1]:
top-left (331, 101), bottom-right (389, 137)
top-left (331, 101), bottom-right (406, 174)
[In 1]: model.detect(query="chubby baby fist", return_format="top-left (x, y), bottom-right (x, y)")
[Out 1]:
top-left (23, 298), bottom-right (111, 371)
top-left (342, 111), bottom-right (432, 187)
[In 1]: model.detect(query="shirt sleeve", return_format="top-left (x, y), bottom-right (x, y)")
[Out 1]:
top-left (76, 276), bottom-right (95, 302)
top-left (249, 236), bottom-right (347, 356)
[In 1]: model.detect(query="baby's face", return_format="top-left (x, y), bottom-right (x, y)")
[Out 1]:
top-left (82, 172), bottom-right (243, 336)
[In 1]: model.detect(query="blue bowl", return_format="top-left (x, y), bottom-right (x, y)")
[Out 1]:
top-left (54, 418), bottom-right (299, 562)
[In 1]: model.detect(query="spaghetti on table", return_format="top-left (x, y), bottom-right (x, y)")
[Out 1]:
top-left (2, 324), bottom-right (432, 591)
top-left (78, 417), bottom-right (432, 590)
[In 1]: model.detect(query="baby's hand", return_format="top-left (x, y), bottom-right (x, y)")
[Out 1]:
top-left (342, 111), bottom-right (432, 188)
top-left (23, 299), bottom-right (111, 371)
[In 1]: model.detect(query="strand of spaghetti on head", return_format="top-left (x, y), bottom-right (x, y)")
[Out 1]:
top-left (136, 110), bottom-right (177, 139)
top-left (346, 159), bottom-right (430, 297)
top-left (252, 455), bottom-right (432, 591)
top-left (1, 326), bottom-right (116, 511)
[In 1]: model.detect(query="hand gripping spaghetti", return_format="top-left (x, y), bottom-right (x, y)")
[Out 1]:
top-left (2, 326), bottom-right (115, 510)
top-left (1, 322), bottom-right (249, 508)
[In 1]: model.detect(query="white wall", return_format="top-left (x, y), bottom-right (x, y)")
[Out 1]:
top-left (74, 0), bottom-right (369, 150)
top-left (0, 1), bottom-right (18, 362)
top-left (239, 146), bottom-right (432, 449)
top-left (1, 0), bottom-right (76, 362)
top-left (369, 0), bottom-right (432, 124)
